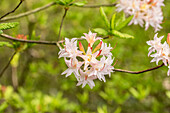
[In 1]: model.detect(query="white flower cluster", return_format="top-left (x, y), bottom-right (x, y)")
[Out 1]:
top-left (58, 31), bottom-right (115, 89)
top-left (147, 33), bottom-right (170, 76)
top-left (116, 0), bottom-right (164, 32)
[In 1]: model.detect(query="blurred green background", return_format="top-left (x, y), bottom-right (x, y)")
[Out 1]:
top-left (0, 0), bottom-right (170, 112)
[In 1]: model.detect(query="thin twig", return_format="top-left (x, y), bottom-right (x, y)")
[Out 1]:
top-left (0, 2), bottom-right (116, 22)
top-left (0, 2), bottom-right (56, 22)
top-left (58, 7), bottom-right (69, 41)
top-left (113, 63), bottom-right (164, 74)
top-left (0, 33), bottom-right (165, 75)
top-left (80, 3), bottom-right (116, 8)
top-left (0, 33), bottom-right (57, 45)
top-left (0, 0), bottom-right (23, 20)
top-left (0, 51), bottom-right (17, 78)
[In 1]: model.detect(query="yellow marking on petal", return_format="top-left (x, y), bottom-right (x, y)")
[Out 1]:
top-left (87, 54), bottom-right (92, 62)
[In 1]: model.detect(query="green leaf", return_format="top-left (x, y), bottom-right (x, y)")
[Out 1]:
top-left (65, 0), bottom-right (75, 4)
top-left (129, 88), bottom-right (139, 98)
top-left (97, 105), bottom-right (108, 113)
top-left (100, 7), bottom-right (110, 28)
top-left (115, 15), bottom-right (133, 30)
top-left (55, 0), bottom-right (66, 5)
top-left (0, 102), bottom-right (8, 112)
top-left (114, 107), bottom-right (122, 113)
top-left (166, 91), bottom-right (170, 98)
top-left (0, 30), bottom-right (3, 34)
top-left (115, 12), bottom-right (125, 29)
top-left (110, 13), bottom-right (116, 30)
top-left (0, 22), bottom-right (19, 30)
top-left (93, 28), bottom-right (108, 36)
top-left (71, 2), bottom-right (86, 6)
top-left (111, 30), bottom-right (134, 39)
top-left (0, 41), bottom-right (13, 48)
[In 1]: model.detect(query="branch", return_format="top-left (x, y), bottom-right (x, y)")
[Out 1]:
top-left (0, 33), bottom-right (57, 45)
top-left (0, 33), bottom-right (165, 75)
top-left (80, 3), bottom-right (116, 8)
top-left (0, 51), bottom-right (17, 78)
top-left (0, 2), bottom-right (56, 22)
top-left (0, 0), bottom-right (23, 20)
top-left (113, 63), bottom-right (164, 74)
top-left (0, 2), bottom-right (117, 22)
top-left (58, 7), bottom-right (69, 41)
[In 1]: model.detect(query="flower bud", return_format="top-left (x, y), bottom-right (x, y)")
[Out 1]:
top-left (167, 33), bottom-right (170, 46)
top-left (93, 41), bottom-right (102, 53)
top-left (79, 42), bottom-right (85, 54)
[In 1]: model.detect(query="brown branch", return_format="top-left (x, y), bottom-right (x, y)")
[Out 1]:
top-left (0, 2), bottom-right (117, 22)
top-left (0, 2), bottom-right (57, 22)
top-left (113, 63), bottom-right (164, 74)
top-left (0, 33), bottom-right (57, 45)
top-left (0, 51), bottom-right (17, 78)
top-left (58, 7), bottom-right (69, 41)
top-left (0, 34), bottom-right (165, 75)
top-left (0, 0), bottom-right (23, 20)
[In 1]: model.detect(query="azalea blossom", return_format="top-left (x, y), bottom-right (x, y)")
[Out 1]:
top-left (81, 31), bottom-right (102, 46)
top-left (59, 31), bottom-right (115, 88)
top-left (76, 69), bottom-right (97, 89)
top-left (116, 0), bottom-right (164, 32)
top-left (61, 58), bottom-right (83, 77)
top-left (58, 38), bottom-right (82, 58)
top-left (147, 33), bottom-right (170, 76)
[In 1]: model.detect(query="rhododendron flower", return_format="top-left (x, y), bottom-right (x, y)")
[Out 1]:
top-left (58, 38), bottom-right (82, 58)
top-left (116, 0), bottom-right (164, 32)
top-left (59, 31), bottom-right (115, 88)
top-left (147, 33), bottom-right (170, 76)
top-left (81, 31), bottom-right (102, 46)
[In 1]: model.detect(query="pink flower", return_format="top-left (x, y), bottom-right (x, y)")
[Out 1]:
top-left (116, 0), bottom-right (164, 32)
top-left (58, 38), bottom-right (82, 58)
top-left (81, 31), bottom-right (102, 46)
top-left (59, 31), bottom-right (115, 88)
top-left (61, 58), bottom-right (83, 77)
top-left (100, 43), bottom-right (113, 56)
top-left (147, 33), bottom-right (170, 76)
top-left (76, 69), bottom-right (97, 89)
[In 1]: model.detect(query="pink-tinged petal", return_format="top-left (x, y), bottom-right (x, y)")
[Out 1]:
top-left (81, 31), bottom-right (102, 46)
top-left (167, 67), bottom-right (170, 76)
top-left (61, 69), bottom-right (72, 77)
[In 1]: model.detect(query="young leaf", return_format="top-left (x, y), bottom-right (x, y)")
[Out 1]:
top-left (111, 30), bottom-right (134, 39)
top-left (0, 41), bottom-right (13, 48)
top-left (100, 7), bottom-right (110, 28)
top-left (71, 2), bottom-right (86, 7)
top-left (110, 13), bottom-right (116, 30)
top-left (93, 28), bottom-right (108, 36)
top-left (115, 15), bottom-right (133, 30)
top-left (10, 52), bottom-right (20, 67)
top-left (0, 22), bottom-right (19, 30)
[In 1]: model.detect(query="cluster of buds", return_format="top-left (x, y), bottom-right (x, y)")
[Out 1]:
top-left (147, 33), bottom-right (170, 76)
top-left (58, 31), bottom-right (115, 89)
top-left (16, 34), bottom-right (27, 40)
top-left (116, 0), bottom-right (164, 32)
